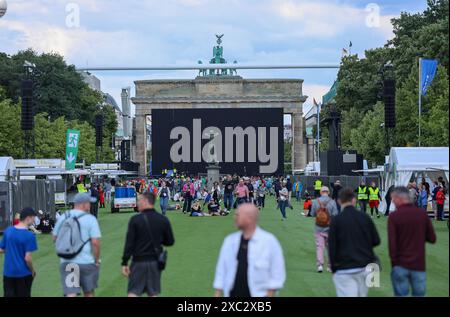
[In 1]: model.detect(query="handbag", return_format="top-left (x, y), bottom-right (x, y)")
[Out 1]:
top-left (142, 214), bottom-right (168, 271)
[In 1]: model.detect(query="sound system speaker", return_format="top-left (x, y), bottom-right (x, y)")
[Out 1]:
top-left (121, 161), bottom-right (139, 173)
top-left (120, 140), bottom-right (131, 162)
top-left (320, 150), bottom-right (363, 176)
top-left (21, 80), bottom-right (34, 131)
top-left (95, 114), bottom-right (103, 147)
top-left (383, 79), bottom-right (396, 128)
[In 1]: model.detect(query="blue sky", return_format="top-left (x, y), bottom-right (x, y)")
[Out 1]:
top-left (0, 0), bottom-right (427, 116)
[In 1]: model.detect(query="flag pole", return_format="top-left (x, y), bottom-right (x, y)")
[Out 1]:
top-left (418, 58), bottom-right (422, 147)
top-left (317, 103), bottom-right (320, 162)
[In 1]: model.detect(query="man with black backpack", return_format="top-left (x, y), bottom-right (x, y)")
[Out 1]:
top-left (52, 193), bottom-right (101, 297)
top-left (121, 192), bottom-right (175, 297)
top-left (310, 186), bottom-right (339, 273)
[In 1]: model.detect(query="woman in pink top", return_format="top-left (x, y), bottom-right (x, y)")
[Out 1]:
top-left (182, 178), bottom-right (195, 214)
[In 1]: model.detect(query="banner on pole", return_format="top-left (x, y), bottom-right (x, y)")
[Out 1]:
top-left (420, 59), bottom-right (438, 96)
top-left (65, 129), bottom-right (80, 170)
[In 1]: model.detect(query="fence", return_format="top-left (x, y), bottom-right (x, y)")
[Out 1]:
top-left (291, 175), bottom-right (381, 194)
top-left (0, 180), bottom-right (56, 233)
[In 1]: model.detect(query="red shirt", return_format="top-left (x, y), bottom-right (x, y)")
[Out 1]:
top-left (388, 204), bottom-right (436, 271)
top-left (436, 191), bottom-right (445, 205)
top-left (303, 200), bottom-right (312, 210)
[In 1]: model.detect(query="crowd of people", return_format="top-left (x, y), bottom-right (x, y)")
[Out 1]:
top-left (0, 172), bottom-right (447, 298)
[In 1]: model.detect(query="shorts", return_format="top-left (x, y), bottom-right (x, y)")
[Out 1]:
top-left (3, 275), bottom-right (33, 297)
top-left (369, 200), bottom-right (380, 209)
top-left (128, 261), bottom-right (161, 296)
top-left (60, 263), bottom-right (99, 296)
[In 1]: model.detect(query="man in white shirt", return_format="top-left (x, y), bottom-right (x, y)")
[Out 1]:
top-left (213, 203), bottom-right (286, 297)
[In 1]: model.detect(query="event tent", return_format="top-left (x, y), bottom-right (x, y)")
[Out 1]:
top-left (384, 147), bottom-right (449, 189)
top-left (0, 157), bottom-right (15, 181)
top-left (380, 147), bottom-right (449, 213)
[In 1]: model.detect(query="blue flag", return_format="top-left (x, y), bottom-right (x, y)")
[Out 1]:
top-left (420, 59), bottom-right (438, 96)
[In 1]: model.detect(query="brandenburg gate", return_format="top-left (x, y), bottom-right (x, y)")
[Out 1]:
top-left (132, 35), bottom-right (308, 176)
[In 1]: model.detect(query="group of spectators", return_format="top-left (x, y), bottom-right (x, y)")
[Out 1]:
top-left (405, 177), bottom-right (447, 221)
top-left (1, 172), bottom-right (446, 298)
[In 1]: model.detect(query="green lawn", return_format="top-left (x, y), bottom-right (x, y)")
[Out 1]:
top-left (1, 196), bottom-right (448, 297)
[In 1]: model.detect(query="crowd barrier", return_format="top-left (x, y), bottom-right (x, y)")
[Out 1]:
top-left (0, 180), bottom-right (56, 233)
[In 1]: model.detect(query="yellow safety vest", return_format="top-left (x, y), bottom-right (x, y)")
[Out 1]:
top-left (314, 180), bottom-right (322, 190)
top-left (77, 183), bottom-right (87, 193)
top-left (358, 186), bottom-right (368, 200)
top-left (369, 187), bottom-right (380, 201)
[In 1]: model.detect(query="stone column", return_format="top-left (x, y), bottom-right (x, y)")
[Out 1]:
top-left (134, 114), bottom-right (148, 176)
top-left (292, 112), bottom-right (307, 171)
top-left (307, 137), bottom-right (315, 163)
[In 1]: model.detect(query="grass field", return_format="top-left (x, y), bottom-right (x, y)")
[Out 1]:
top-left (1, 196), bottom-right (448, 297)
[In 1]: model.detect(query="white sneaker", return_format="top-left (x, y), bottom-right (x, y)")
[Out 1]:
top-left (327, 267), bottom-right (332, 273)
top-left (317, 265), bottom-right (323, 273)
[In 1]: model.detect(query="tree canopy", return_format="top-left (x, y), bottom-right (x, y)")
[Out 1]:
top-left (0, 50), bottom-right (118, 164)
top-left (326, 0), bottom-right (449, 166)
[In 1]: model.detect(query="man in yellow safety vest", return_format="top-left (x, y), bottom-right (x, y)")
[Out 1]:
top-left (368, 181), bottom-right (381, 218)
top-left (76, 181), bottom-right (87, 193)
top-left (356, 181), bottom-right (369, 213)
top-left (314, 179), bottom-right (322, 198)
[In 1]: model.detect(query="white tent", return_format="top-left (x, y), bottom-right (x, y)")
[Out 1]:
top-left (385, 147), bottom-right (449, 189)
top-left (381, 147), bottom-right (449, 213)
top-left (0, 157), bottom-right (16, 181)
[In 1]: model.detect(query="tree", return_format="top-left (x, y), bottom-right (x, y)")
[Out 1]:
top-left (350, 102), bottom-right (386, 166)
top-left (330, 0), bottom-right (449, 163)
top-left (34, 114), bottom-right (66, 159)
top-left (394, 64), bottom-right (449, 147)
top-left (284, 140), bottom-right (292, 174)
top-left (335, 48), bottom-right (389, 114)
top-left (0, 50), bottom-right (113, 127)
top-left (0, 96), bottom-right (24, 158)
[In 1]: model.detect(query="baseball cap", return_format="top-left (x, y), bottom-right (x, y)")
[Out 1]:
top-left (19, 207), bottom-right (37, 220)
top-left (320, 186), bottom-right (330, 193)
top-left (73, 192), bottom-right (97, 204)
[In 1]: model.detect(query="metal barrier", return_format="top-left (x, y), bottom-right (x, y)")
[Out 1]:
top-left (291, 175), bottom-right (381, 195)
top-left (0, 180), bottom-right (56, 232)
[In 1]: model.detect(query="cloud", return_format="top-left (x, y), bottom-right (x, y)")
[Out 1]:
top-left (0, 0), bottom-right (404, 118)
top-left (273, 0), bottom-right (395, 39)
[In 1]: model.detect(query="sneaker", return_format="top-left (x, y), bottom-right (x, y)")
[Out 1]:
top-left (317, 265), bottom-right (323, 273)
top-left (327, 267), bottom-right (332, 273)
top-left (377, 215), bottom-right (380, 219)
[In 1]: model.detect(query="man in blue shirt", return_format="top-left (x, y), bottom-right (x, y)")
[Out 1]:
top-left (0, 207), bottom-right (38, 297)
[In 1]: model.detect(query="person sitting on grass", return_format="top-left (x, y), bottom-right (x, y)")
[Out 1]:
top-left (190, 201), bottom-right (208, 217)
top-left (303, 194), bottom-right (313, 217)
top-left (36, 212), bottom-right (55, 234)
top-left (207, 198), bottom-right (230, 216)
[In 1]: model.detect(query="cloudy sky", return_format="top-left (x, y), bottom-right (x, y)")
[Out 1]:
top-left (0, 0), bottom-right (426, 116)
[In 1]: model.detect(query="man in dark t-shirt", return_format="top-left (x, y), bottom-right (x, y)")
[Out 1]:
top-left (223, 175), bottom-right (235, 211)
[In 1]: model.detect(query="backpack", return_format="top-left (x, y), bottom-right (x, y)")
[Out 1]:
top-left (315, 199), bottom-right (331, 227)
top-left (55, 212), bottom-right (90, 259)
